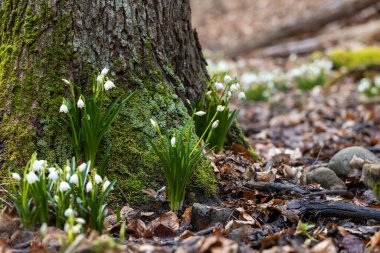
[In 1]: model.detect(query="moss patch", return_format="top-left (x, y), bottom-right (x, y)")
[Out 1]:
top-left (330, 47), bottom-right (380, 69)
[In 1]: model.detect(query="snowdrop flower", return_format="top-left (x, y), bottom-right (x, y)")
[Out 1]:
top-left (69, 174), bottom-right (79, 185)
top-left (33, 160), bottom-right (46, 172)
top-left (66, 173), bottom-right (70, 181)
top-left (73, 224), bottom-right (82, 234)
top-left (212, 120), bottom-right (219, 129)
top-left (206, 90), bottom-right (212, 95)
top-left (54, 195), bottom-right (59, 202)
top-left (195, 111), bottom-right (206, 116)
top-left (102, 180), bottom-right (111, 192)
top-left (215, 82), bottom-right (224, 91)
top-left (26, 172), bottom-right (39, 184)
top-left (227, 91), bottom-right (232, 98)
top-left (95, 174), bottom-right (102, 184)
top-left (12, 173), bottom-right (21, 181)
top-left (48, 171), bottom-right (59, 182)
top-left (59, 181), bottom-right (71, 192)
top-left (171, 137), bottom-right (176, 147)
top-left (101, 67), bottom-right (109, 76)
top-left (238, 91), bottom-right (246, 100)
top-left (59, 104), bottom-right (68, 114)
top-left (224, 75), bottom-right (233, 83)
top-left (77, 98), bottom-right (85, 109)
top-left (104, 80), bottom-right (116, 90)
top-left (62, 79), bottom-right (70, 85)
top-left (217, 105), bottom-right (225, 112)
top-left (76, 218), bottom-right (86, 224)
top-left (86, 181), bottom-right (93, 193)
top-left (64, 208), bottom-right (74, 217)
top-left (358, 78), bottom-right (371, 92)
top-left (48, 167), bottom-right (56, 173)
top-left (150, 119), bottom-right (157, 128)
top-left (371, 87), bottom-right (377, 95)
top-left (78, 163), bottom-right (87, 172)
top-left (230, 84), bottom-right (238, 92)
top-left (65, 166), bottom-right (71, 172)
top-left (96, 75), bottom-right (104, 83)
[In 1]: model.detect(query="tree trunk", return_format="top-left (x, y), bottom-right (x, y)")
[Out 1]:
top-left (0, 0), bottom-right (217, 203)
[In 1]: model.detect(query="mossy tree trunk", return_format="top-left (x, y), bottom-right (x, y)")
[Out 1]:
top-left (0, 0), bottom-right (218, 203)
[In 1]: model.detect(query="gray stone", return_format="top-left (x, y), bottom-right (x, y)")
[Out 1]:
top-left (306, 167), bottom-right (347, 190)
top-left (328, 147), bottom-right (380, 177)
top-left (191, 203), bottom-right (233, 231)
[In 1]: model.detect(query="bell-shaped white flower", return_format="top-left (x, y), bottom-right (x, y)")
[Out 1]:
top-left (101, 67), bottom-right (109, 76)
top-left (69, 174), bottom-right (79, 185)
top-left (227, 91), bottom-right (232, 98)
top-left (77, 98), bottom-right (85, 109)
top-left (212, 120), bottom-right (219, 129)
top-left (76, 218), bottom-right (86, 224)
top-left (224, 75), bottom-right (233, 83)
top-left (102, 180), bottom-right (111, 192)
top-left (48, 171), bottom-right (59, 182)
top-left (73, 224), bottom-right (82, 234)
top-left (206, 90), bottom-right (212, 95)
top-left (12, 173), bottom-right (21, 181)
top-left (78, 163), bottom-right (87, 172)
top-left (104, 80), bottom-right (116, 90)
top-left (230, 84), bottom-right (238, 92)
top-left (59, 104), bottom-right (68, 114)
top-left (97, 75), bottom-right (104, 83)
top-left (64, 208), bottom-right (74, 217)
top-left (48, 167), bottom-right (56, 173)
top-left (150, 119), bottom-right (157, 128)
top-left (26, 172), bottom-right (39, 184)
top-left (65, 166), bottom-right (71, 172)
top-left (195, 111), bottom-right (206, 116)
top-left (217, 105), bottom-right (225, 112)
top-left (238, 91), bottom-right (246, 100)
top-left (171, 137), bottom-right (176, 147)
top-left (94, 174), bottom-right (102, 184)
top-left (215, 82), bottom-right (224, 91)
top-left (86, 181), bottom-right (93, 193)
top-left (66, 173), bottom-right (70, 181)
top-left (59, 181), bottom-right (71, 192)
top-left (33, 160), bottom-right (46, 172)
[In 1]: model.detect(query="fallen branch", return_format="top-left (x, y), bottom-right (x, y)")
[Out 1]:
top-left (226, 0), bottom-right (380, 58)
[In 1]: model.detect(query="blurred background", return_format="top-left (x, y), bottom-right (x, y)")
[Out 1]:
top-left (190, 0), bottom-right (380, 162)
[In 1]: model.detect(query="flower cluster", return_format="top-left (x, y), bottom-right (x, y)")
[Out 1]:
top-left (357, 76), bottom-right (380, 97)
top-left (59, 68), bottom-right (133, 175)
top-left (193, 75), bottom-right (244, 153)
top-left (9, 153), bottom-right (114, 232)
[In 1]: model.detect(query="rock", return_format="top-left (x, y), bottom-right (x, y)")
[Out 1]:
top-left (328, 147), bottom-right (380, 177)
top-left (191, 203), bottom-right (233, 231)
top-left (306, 167), bottom-right (346, 190)
top-left (361, 164), bottom-right (380, 199)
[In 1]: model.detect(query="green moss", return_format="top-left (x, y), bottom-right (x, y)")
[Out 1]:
top-left (330, 47), bottom-right (380, 69)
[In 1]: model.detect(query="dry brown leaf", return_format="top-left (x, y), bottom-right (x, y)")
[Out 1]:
top-left (311, 238), bottom-right (336, 253)
top-left (127, 219), bottom-right (147, 238)
top-left (148, 211), bottom-right (179, 238)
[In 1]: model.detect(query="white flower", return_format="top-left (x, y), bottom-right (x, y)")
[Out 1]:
top-left (12, 173), bottom-right (21, 181)
top-left (59, 181), bottom-right (71, 192)
top-left (76, 218), bottom-right (86, 224)
top-left (238, 91), bottom-right (246, 100)
top-left (212, 120), bottom-right (219, 129)
top-left (101, 67), bottom-right (109, 76)
top-left (371, 87), bottom-right (377, 95)
top-left (77, 98), bottom-right (85, 109)
top-left (86, 181), bottom-right (93, 193)
top-left (102, 180), bottom-right (111, 191)
top-left (215, 82), bottom-right (224, 91)
top-left (206, 90), bottom-right (212, 95)
top-left (195, 111), bottom-right (206, 116)
top-left (59, 104), bottom-right (68, 114)
top-left (104, 80), bottom-right (116, 90)
top-left (26, 172), bottom-right (39, 184)
top-left (69, 174), bottom-right (79, 185)
top-left (171, 137), bottom-right (176, 147)
top-left (78, 163), bottom-right (87, 172)
top-left (95, 174), bottom-right (102, 184)
top-left (73, 224), bottom-right (82, 234)
top-left (97, 75), bottom-right (104, 83)
top-left (33, 160), bottom-right (46, 172)
top-left (230, 84), bottom-right (238, 92)
top-left (66, 173), bottom-right (70, 181)
top-left (62, 79), bottom-right (70, 85)
top-left (54, 195), bottom-right (59, 202)
top-left (64, 208), bottom-right (74, 217)
top-left (227, 91), bottom-right (232, 98)
top-left (150, 119), bottom-right (157, 128)
top-left (48, 167), bottom-right (56, 173)
top-left (217, 105), bottom-right (225, 112)
top-left (224, 75), bottom-right (233, 83)
top-left (48, 171), bottom-right (59, 182)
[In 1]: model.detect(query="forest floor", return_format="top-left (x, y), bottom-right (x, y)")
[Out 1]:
top-left (2, 1), bottom-right (380, 252)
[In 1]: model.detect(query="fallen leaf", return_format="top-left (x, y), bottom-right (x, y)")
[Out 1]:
top-left (148, 211), bottom-right (179, 238)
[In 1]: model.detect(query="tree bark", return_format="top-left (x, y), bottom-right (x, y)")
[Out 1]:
top-left (0, 0), bottom-right (216, 203)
